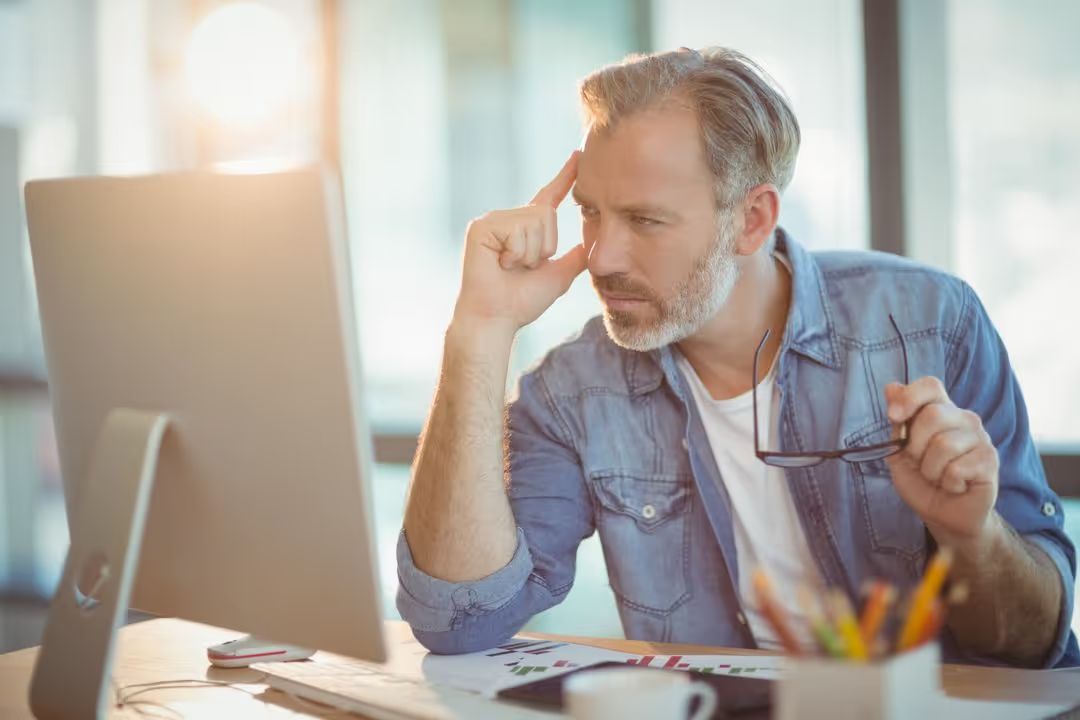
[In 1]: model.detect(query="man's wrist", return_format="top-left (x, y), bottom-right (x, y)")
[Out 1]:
top-left (931, 511), bottom-right (1007, 563)
top-left (446, 313), bottom-right (517, 356)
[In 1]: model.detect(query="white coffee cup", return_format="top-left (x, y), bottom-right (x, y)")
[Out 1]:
top-left (565, 667), bottom-right (717, 720)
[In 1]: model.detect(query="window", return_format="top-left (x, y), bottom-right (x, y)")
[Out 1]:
top-left (0, 0), bottom-right (80, 598)
top-left (947, 0), bottom-right (1080, 447)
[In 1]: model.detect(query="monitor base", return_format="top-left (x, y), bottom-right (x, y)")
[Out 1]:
top-left (29, 408), bottom-right (170, 719)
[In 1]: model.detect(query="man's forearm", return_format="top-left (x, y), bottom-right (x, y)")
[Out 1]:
top-left (402, 319), bottom-right (520, 583)
top-left (942, 512), bottom-right (1063, 667)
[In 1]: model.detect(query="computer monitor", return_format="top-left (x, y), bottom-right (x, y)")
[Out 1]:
top-left (23, 168), bottom-right (386, 718)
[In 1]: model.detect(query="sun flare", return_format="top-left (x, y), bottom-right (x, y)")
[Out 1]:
top-left (184, 3), bottom-right (300, 127)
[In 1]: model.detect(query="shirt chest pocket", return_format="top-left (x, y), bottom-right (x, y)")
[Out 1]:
top-left (844, 419), bottom-right (926, 566)
top-left (588, 470), bottom-right (692, 615)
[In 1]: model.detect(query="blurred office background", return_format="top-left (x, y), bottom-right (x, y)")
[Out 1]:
top-left (1, 0), bottom-right (1078, 651)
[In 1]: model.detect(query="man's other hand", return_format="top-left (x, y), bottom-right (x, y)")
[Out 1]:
top-left (884, 377), bottom-right (1000, 551)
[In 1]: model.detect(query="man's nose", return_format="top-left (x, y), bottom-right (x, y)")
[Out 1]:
top-left (586, 218), bottom-right (633, 278)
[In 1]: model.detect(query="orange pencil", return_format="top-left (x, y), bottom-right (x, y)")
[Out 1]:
top-left (752, 569), bottom-right (803, 656)
top-left (914, 598), bottom-right (946, 647)
top-left (859, 581), bottom-right (896, 656)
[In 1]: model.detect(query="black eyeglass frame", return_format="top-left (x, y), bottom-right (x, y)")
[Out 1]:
top-left (752, 314), bottom-right (910, 468)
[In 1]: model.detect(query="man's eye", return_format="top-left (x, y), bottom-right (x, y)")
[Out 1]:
top-left (631, 215), bottom-right (659, 226)
top-left (578, 205), bottom-right (599, 219)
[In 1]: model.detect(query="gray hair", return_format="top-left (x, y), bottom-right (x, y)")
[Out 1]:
top-left (579, 47), bottom-right (801, 210)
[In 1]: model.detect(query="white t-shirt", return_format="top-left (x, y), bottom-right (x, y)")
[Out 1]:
top-left (676, 342), bottom-right (821, 651)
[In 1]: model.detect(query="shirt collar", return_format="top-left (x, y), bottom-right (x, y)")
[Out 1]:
top-left (774, 227), bottom-right (840, 369)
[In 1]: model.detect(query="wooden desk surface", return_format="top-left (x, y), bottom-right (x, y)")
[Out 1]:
top-left (2, 618), bottom-right (1079, 718)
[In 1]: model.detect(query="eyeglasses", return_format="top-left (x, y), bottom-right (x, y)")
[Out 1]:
top-left (752, 314), bottom-right (909, 468)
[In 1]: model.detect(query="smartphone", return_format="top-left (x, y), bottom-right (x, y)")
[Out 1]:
top-left (496, 661), bottom-right (772, 719)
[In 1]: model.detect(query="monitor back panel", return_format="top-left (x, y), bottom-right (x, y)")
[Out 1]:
top-left (25, 168), bottom-right (385, 661)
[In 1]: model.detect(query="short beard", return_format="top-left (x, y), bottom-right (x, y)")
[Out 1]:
top-left (599, 215), bottom-right (740, 352)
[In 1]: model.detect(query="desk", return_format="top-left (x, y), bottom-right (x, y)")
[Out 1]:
top-left (2, 618), bottom-right (1079, 718)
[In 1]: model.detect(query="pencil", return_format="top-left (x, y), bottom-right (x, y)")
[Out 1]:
top-left (752, 569), bottom-right (803, 656)
top-left (859, 581), bottom-right (896, 656)
top-left (797, 586), bottom-right (844, 658)
top-left (828, 590), bottom-right (868, 661)
top-left (914, 598), bottom-right (946, 647)
top-left (898, 547), bottom-right (954, 651)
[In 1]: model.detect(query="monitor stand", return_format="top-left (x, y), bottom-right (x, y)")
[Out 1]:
top-left (28, 409), bottom-right (171, 720)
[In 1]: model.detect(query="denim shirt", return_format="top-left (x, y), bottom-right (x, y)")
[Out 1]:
top-left (396, 229), bottom-right (1079, 667)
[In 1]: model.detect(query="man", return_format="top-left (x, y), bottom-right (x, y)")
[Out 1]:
top-left (396, 47), bottom-right (1078, 667)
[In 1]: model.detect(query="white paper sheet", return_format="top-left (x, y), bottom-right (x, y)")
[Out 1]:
top-left (366, 634), bottom-right (784, 698)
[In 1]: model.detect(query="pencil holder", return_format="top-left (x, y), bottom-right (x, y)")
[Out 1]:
top-left (776, 642), bottom-right (941, 720)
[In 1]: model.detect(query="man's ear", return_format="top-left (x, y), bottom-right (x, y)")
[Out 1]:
top-left (733, 184), bottom-right (780, 256)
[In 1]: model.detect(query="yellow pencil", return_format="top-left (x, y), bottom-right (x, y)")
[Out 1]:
top-left (828, 590), bottom-right (868, 662)
top-left (898, 547), bottom-right (954, 651)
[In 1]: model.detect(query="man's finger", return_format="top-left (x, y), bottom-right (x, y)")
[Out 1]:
top-left (920, 428), bottom-right (980, 484)
top-left (540, 208), bottom-right (558, 259)
top-left (500, 227), bottom-right (527, 269)
top-left (539, 244), bottom-right (588, 293)
top-left (886, 376), bottom-right (950, 424)
top-left (904, 401), bottom-right (966, 461)
top-left (939, 447), bottom-right (987, 495)
top-left (523, 223), bottom-right (543, 268)
top-left (531, 151), bottom-right (580, 208)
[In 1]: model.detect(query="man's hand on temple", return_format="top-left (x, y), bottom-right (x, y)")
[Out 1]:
top-left (453, 151), bottom-right (588, 339)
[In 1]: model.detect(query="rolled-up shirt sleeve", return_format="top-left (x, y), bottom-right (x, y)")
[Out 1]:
top-left (946, 282), bottom-right (1079, 667)
top-left (1025, 531), bottom-right (1077, 667)
top-left (395, 367), bottom-right (595, 655)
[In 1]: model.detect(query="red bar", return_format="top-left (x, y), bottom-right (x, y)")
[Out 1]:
top-left (638, 656), bottom-right (655, 667)
top-left (663, 656), bottom-right (683, 669)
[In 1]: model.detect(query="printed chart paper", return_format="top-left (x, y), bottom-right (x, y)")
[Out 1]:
top-left (367, 634), bottom-right (784, 698)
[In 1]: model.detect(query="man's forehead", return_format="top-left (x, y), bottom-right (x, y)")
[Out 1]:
top-left (576, 103), bottom-right (712, 200)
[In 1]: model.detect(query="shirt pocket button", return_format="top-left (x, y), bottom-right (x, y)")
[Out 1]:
top-left (641, 504), bottom-right (657, 520)
top-left (1043, 501), bottom-right (1057, 517)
